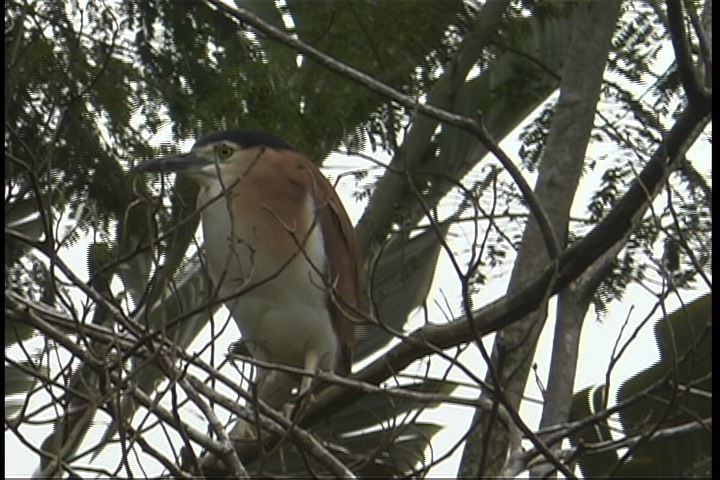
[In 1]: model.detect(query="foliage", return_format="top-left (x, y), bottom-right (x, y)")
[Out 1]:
top-left (5, 0), bottom-right (711, 478)
top-left (569, 294), bottom-right (711, 477)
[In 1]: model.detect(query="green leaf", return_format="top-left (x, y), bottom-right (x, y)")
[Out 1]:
top-left (5, 361), bottom-right (49, 420)
top-left (357, 226), bottom-right (447, 362)
top-left (568, 385), bottom-right (618, 477)
top-left (570, 295), bottom-right (712, 477)
top-left (248, 380), bottom-right (458, 476)
top-left (614, 294), bottom-right (711, 477)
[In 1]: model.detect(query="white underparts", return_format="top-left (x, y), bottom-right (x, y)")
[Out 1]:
top-left (198, 182), bottom-right (338, 411)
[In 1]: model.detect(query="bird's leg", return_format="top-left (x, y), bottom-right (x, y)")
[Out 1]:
top-left (230, 366), bottom-right (296, 441)
top-left (287, 349), bottom-right (322, 423)
top-left (301, 350), bottom-right (320, 394)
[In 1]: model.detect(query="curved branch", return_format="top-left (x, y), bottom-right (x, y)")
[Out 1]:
top-left (203, 0), bottom-right (561, 262)
top-left (665, 0), bottom-right (711, 104)
top-left (305, 97), bottom-right (711, 429)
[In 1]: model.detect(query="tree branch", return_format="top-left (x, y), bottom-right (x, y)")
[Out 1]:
top-left (304, 86), bottom-right (710, 440)
top-left (530, 416), bottom-right (711, 474)
top-left (686, 0), bottom-right (712, 84)
top-left (665, 0), bottom-right (711, 104)
top-left (203, 0), bottom-right (561, 263)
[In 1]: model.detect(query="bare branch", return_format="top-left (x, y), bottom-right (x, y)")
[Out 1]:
top-left (203, 0), bottom-right (561, 263)
top-left (304, 83), bottom-right (710, 445)
top-left (665, 0), bottom-right (711, 104)
top-left (686, 0), bottom-right (712, 84)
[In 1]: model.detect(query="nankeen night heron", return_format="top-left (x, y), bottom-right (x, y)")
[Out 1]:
top-left (134, 129), bottom-right (367, 438)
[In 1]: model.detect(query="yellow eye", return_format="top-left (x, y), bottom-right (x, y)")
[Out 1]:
top-left (216, 145), bottom-right (234, 159)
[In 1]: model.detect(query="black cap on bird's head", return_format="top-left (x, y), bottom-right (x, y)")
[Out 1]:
top-left (132, 129), bottom-right (296, 174)
top-left (194, 129), bottom-right (295, 151)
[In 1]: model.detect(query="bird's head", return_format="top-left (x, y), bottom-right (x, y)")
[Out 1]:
top-left (132, 129), bottom-right (296, 185)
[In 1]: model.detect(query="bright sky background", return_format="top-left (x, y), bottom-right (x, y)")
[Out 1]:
top-left (6, 120), bottom-right (709, 478)
top-left (5, 5), bottom-right (712, 478)
top-left (323, 113), bottom-right (711, 476)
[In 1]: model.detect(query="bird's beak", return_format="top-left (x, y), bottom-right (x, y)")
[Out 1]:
top-left (132, 152), bottom-right (206, 173)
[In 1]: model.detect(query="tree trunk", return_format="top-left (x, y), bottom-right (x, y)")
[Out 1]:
top-left (458, 2), bottom-right (622, 476)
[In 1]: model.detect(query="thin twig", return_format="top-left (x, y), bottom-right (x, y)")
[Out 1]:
top-left (204, 0), bottom-right (561, 262)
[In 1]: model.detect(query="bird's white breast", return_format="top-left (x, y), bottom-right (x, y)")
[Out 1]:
top-left (197, 183), bottom-right (339, 371)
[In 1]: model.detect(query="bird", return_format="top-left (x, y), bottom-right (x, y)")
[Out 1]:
top-left (133, 129), bottom-right (368, 438)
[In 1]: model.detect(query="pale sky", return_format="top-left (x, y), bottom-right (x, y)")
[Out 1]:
top-left (5, 7), bottom-right (712, 477)
top-left (6, 119), bottom-right (709, 477)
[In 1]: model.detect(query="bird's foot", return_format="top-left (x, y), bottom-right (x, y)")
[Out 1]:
top-left (229, 417), bottom-right (258, 443)
top-left (288, 384), bottom-right (319, 422)
top-left (282, 402), bottom-right (295, 419)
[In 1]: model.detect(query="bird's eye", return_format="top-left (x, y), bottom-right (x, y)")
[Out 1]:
top-left (216, 145), bottom-right (234, 159)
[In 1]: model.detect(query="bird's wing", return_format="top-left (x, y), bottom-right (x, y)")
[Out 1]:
top-left (257, 149), bottom-right (368, 376)
top-left (315, 171), bottom-right (369, 374)
top-left (299, 155), bottom-right (368, 376)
